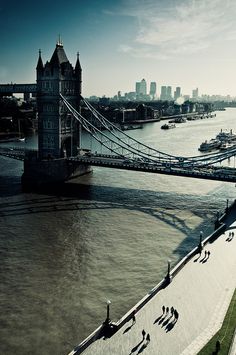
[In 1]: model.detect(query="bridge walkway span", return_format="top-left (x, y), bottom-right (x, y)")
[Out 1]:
top-left (68, 156), bottom-right (236, 183)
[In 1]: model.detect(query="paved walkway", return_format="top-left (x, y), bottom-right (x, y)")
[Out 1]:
top-left (70, 222), bottom-right (236, 355)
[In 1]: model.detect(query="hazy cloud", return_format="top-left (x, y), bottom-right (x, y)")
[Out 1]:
top-left (118, 0), bottom-right (236, 59)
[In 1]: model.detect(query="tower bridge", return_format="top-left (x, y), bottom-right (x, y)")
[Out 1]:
top-left (1, 41), bottom-right (236, 187)
top-left (0, 83), bottom-right (37, 94)
top-left (0, 83), bottom-right (37, 101)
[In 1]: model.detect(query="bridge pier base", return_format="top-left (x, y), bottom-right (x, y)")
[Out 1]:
top-left (21, 157), bottom-right (92, 190)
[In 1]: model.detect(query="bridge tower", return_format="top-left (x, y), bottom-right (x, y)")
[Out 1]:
top-left (36, 39), bottom-right (82, 159)
top-left (22, 41), bottom-right (91, 188)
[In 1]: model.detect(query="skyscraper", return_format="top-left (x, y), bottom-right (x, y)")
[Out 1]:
top-left (135, 82), bottom-right (141, 96)
top-left (192, 88), bottom-right (199, 99)
top-left (174, 87), bottom-right (181, 100)
top-left (160, 86), bottom-right (167, 100)
top-left (136, 79), bottom-right (147, 99)
top-left (139, 79), bottom-right (147, 95)
top-left (167, 86), bottom-right (172, 100)
top-left (150, 82), bottom-right (157, 99)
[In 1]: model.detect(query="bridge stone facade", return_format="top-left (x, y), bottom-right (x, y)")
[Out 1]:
top-left (37, 40), bottom-right (82, 159)
top-left (21, 42), bottom-right (91, 188)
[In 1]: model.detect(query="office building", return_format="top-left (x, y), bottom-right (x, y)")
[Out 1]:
top-left (150, 82), bottom-right (157, 99)
top-left (136, 79), bottom-right (147, 98)
top-left (167, 86), bottom-right (172, 100)
top-left (139, 79), bottom-right (147, 95)
top-left (192, 88), bottom-right (199, 99)
top-left (174, 87), bottom-right (181, 100)
top-left (160, 86), bottom-right (167, 100)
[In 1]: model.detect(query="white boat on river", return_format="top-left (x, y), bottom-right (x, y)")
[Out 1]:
top-left (198, 139), bottom-right (221, 152)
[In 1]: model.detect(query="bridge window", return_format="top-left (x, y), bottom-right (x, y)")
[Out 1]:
top-left (43, 119), bottom-right (54, 129)
top-left (43, 103), bottom-right (57, 112)
top-left (43, 135), bottom-right (55, 148)
top-left (42, 81), bottom-right (53, 91)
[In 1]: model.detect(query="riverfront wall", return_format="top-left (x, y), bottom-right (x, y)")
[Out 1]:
top-left (68, 199), bottom-right (236, 355)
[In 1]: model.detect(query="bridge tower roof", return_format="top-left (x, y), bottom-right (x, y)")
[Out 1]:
top-left (50, 41), bottom-right (69, 67)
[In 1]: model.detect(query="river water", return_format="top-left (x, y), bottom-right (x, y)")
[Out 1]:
top-left (0, 108), bottom-right (236, 355)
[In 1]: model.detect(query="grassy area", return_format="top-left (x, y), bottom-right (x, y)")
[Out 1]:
top-left (198, 288), bottom-right (236, 355)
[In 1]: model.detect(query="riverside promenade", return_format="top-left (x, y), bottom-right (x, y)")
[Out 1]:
top-left (69, 207), bottom-right (236, 355)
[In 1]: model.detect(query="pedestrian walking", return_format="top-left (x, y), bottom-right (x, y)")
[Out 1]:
top-left (166, 307), bottom-right (169, 313)
top-left (162, 305), bottom-right (165, 314)
top-left (142, 329), bottom-right (146, 339)
top-left (146, 333), bottom-right (150, 342)
top-left (171, 306), bottom-right (174, 316)
top-left (207, 251), bottom-right (211, 258)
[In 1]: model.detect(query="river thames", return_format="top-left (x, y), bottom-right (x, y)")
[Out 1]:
top-left (0, 108), bottom-right (236, 354)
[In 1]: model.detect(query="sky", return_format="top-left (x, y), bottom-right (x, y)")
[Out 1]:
top-left (1, 0), bottom-right (236, 98)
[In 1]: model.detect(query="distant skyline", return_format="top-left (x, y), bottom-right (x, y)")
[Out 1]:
top-left (1, 0), bottom-right (236, 98)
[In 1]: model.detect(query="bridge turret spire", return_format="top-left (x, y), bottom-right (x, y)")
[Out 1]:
top-left (36, 49), bottom-right (43, 70)
top-left (75, 52), bottom-right (82, 73)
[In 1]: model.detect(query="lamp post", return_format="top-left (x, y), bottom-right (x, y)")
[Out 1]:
top-left (105, 300), bottom-right (111, 324)
top-left (198, 230), bottom-right (203, 253)
top-left (166, 259), bottom-right (171, 283)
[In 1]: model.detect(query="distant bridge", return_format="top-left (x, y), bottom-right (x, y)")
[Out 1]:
top-left (0, 83), bottom-right (37, 94)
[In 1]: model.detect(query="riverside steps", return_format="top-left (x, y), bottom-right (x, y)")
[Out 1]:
top-left (68, 202), bottom-right (236, 355)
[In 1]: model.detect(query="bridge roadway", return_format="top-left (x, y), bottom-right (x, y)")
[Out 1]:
top-left (69, 214), bottom-right (236, 355)
top-left (68, 154), bottom-right (236, 183)
top-left (1, 148), bottom-right (236, 183)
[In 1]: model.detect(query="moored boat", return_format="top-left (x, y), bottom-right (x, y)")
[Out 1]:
top-left (168, 117), bottom-right (186, 124)
top-left (219, 142), bottom-right (236, 151)
top-left (120, 124), bottom-right (143, 131)
top-left (161, 123), bottom-right (176, 130)
top-left (198, 139), bottom-right (221, 152)
top-left (216, 129), bottom-right (236, 142)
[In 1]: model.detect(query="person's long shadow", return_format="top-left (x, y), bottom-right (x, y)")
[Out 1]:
top-left (199, 252), bottom-right (208, 263)
top-left (123, 322), bottom-right (135, 334)
top-left (129, 338), bottom-right (144, 354)
top-left (162, 315), bottom-right (173, 328)
top-left (202, 253), bottom-right (210, 264)
top-left (158, 314), bottom-right (167, 325)
top-left (226, 234), bottom-right (234, 242)
top-left (137, 342), bottom-right (148, 354)
top-left (153, 314), bottom-right (163, 324)
top-left (194, 253), bottom-right (201, 262)
top-left (165, 319), bottom-right (177, 332)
